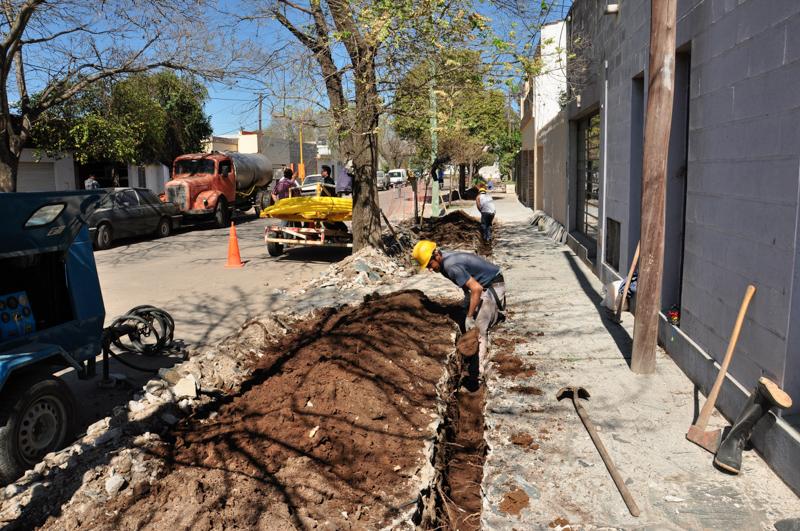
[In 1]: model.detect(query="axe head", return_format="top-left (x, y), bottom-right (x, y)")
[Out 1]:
top-left (556, 386), bottom-right (590, 401)
top-left (686, 424), bottom-right (721, 454)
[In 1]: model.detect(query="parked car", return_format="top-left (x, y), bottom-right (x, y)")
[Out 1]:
top-left (87, 188), bottom-right (182, 250)
top-left (296, 174), bottom-right (336, 197)
top-left (376, 171), bottom-right (388, 190)
top-left (387, 169), bottom-right (408, 186)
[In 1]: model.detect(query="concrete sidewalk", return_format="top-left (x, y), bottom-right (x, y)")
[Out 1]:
top-left (481, 195), bottom-right (800, 530)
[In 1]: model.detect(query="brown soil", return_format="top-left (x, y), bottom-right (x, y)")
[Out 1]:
top-left (499, 489), bottom-right (529, 517)
top-left (414, 210), bottom-right (493, 256)
top-left (441, 385), bottom-right (485, 531)
top-left (457, 328), bottom-right (480, 356)
top-left (493, 355), bottom-right (537, 379)
top-left (510, 386), bottom-right (543, 395)
top-left (35, 291), bottom-right (458, 531)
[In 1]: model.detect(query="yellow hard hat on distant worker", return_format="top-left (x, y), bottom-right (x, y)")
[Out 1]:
top-left (413, 240), bottom-right (437, 269)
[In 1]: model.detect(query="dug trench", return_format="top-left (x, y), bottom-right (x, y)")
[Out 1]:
top-left (31, 290), bottom-right (488, 531)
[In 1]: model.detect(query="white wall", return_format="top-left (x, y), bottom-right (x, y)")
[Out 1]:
top-left (17, 149), bottom-right (75, 191)
top-left (127, 163), bottom-right (170, 195)
top-left (533, 21), bottom-right (567, 134)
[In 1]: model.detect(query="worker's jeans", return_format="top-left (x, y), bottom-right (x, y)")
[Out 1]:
top-left (481, 212), bottom-right (495, 241)
top-left (467, 284), bottom-right (506, 383)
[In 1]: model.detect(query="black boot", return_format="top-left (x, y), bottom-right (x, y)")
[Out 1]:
top-left (714, 377), bottom-right (792, 473)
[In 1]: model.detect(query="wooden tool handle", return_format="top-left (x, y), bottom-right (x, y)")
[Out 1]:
top-left (694, 285), bottom-right (756, 430)
top-left (613, 242), bottom-right (640, 321)
top-left (573, 400), bottom-right (640, 517)
top-left (379, 208), bottom-right (403, 248)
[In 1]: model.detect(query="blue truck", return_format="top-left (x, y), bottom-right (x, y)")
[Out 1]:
top-left (0, 190), bottom-right (108, 484)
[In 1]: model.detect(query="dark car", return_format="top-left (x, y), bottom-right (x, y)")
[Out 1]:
top-left (87, 188), bottom-right (182, 250)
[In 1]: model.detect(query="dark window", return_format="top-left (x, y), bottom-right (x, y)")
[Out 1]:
top-left (605, 217), bottom-right (621, 272)
top-left (116, 190), bottom-right (139, 208)
top-left (577, 112), bottom-right (600, 243)
top-left (175, 159), bottom-right (216, 175)
top-left (136, 189), bottom-right (160, 205)
top-left (137, 167), bottom-right (146, 188)
top-left (219, 161), bottom-right (232, 177)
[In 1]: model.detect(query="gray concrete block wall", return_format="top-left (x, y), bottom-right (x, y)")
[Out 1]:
top-left (566, 0), bottom-right (800, 476)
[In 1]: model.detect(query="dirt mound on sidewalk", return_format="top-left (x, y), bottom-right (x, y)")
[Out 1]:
top-left (33, 291), bottom-right (457, 531)
top-left (413, 210), bottom-right (492, 256)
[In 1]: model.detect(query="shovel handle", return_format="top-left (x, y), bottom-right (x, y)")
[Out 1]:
top-left (573, 399), bottom-right (640, 517)
top-left (694, 285), bottom-right (756, 430)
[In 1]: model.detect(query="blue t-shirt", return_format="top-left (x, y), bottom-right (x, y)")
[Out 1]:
top-left (440, 251), bottom-right (500, 288)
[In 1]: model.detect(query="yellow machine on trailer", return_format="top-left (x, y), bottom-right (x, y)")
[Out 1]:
top-left (260, 182), bottom-right (353, 257)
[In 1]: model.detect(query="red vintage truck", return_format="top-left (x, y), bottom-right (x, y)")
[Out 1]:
top-left (164, 152), bottom-right (275, 227)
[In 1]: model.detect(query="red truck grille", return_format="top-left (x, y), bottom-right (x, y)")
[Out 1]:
top-left (166, 185), bottom-right (188, 210)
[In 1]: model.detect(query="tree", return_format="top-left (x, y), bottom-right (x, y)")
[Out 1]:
top-left (31, 71), bottom-right (212, 172)
top-left (0, 0), bottom-right (255, 192)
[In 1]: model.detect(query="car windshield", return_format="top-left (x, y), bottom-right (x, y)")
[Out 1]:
top-left (303, 175), bottom-right (323, 185)
top-left (175, 159), bottom-right (216, 176)
top-left (388, 171), bottom-right (402, 178)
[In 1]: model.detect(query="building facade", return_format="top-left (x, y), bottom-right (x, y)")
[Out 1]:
top-left (556, 0), bottom-right (800, 491)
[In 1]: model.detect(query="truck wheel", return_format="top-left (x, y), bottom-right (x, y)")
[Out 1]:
top-left (266, 230), bottom-right (283, 257)
top-left (214, 198), bottom-right (229, 228)
top-left (95, 224), bottom-right (112, 250)
top-left (156, 217), bottom-right (171, 238)
top-left (254, 190), bottom-right (265, 218)
top-left (0, 374), bottom-right (76, 485)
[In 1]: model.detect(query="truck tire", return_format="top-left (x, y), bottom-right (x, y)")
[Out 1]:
top-left (266, 230), bottom-right (283, 257)
top-left (254, 190), bottom-right (265, 218)
top-left (95, 223), bottom-right (112, 250)
top-left (156, 217), bottom-right (171, 238)
top-left (214, 198), bottom-right (229, 228)
top-left (0, 374), bottom-right (77, 485)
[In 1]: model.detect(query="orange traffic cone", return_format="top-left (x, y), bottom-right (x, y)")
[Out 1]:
top-left (224, 222), bottom-right (245, 268)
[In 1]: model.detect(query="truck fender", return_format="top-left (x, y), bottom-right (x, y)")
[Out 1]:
top-left (194, 190), bottom-right (224, 211)
top-left (0, 343), bottom-right (87, 391)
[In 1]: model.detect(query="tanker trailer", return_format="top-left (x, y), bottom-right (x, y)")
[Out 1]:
top-left (165, 152), bottom-right (274, 227)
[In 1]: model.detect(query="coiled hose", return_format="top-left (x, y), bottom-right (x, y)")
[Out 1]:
top-left (102, 306), bottom-right (175, 372)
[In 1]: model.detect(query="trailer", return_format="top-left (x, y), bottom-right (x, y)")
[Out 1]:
top-left (261, 183), bottom-right (353, 257)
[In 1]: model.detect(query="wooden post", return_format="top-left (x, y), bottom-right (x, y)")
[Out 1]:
top-left (630, 0), bottom-right (678, 374)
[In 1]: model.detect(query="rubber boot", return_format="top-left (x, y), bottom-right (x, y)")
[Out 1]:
top-left (714, 377), bottom-right (792, 473)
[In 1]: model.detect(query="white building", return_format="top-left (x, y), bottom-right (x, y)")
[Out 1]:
top-left (15, 149), bottom-right (77, 192)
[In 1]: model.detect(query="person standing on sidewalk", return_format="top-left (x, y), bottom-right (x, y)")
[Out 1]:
top-left (476, 188), bottom-right (496, 242)
top-left (413, 240), bottom-right (506, 391)
top-left (84, 174), bottom-right (100, 189)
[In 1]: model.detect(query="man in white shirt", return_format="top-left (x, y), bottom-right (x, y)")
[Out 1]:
top-left (476, 188), bottom-right (496, 242)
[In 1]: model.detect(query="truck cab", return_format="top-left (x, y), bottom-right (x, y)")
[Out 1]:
top-left (166, 152), bottom-right (274, 227)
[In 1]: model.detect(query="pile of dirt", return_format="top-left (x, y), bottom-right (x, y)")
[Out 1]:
top-left (13, 291), bottom-right (459, 531)
top-left (407, 210), bottom-right (492, 256)
top-left (456, 327), bottom-right (480, 356)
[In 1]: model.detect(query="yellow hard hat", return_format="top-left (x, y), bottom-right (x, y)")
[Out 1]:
top-left (413, 240), bottom-right (437, 269)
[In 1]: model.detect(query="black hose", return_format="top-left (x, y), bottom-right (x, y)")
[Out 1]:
top-left (101, 306), bottom-right (175, 373)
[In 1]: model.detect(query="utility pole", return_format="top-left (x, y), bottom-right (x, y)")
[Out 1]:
top-left (630, 0), bottom-right (678, 374)
top-left (257, 92), bottom-right (263, 153)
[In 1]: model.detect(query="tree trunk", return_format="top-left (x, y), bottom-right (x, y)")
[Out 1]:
top-left (459, 163), bottom-right (466, 197)
top-left (0, 136), bottom-right (21, 192)
top-left (350, 76), bottom-right (383, 252)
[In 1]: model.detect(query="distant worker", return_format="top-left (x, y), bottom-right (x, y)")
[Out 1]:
top-left (476, 188), bottom-right (496, 242)
top-left (271, 167), bottom-right (298, 204)
top-left (84, 174), bottom-right (99, 189)
top-left (486, 176), bottom-right (494, 190)
top-left (321, 165), bottom-right (334, 185)
top-left (413, 241), bottom-right (506, 392)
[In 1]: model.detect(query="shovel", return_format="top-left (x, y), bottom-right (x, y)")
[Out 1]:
top-left (686, 285), bottom-right (756, 453)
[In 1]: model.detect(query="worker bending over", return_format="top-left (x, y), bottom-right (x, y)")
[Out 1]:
top-left (413, 240), bottom-right (505, 391)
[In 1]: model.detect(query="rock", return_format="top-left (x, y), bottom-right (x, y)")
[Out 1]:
top-left (161, 413), bottom-right (180, 426)
top-left (174, 378), bottom-right (197, 398)
top-left (145, 380), bottom-right (165, 394)
top-left (92, 427), bottom-right (121, 447)
top-left (161, 389), bottom-right (175, 403)
top-left (105, 475), bottom-right (126, 497)
top-left (33, 462), bottom-right (47, 475)
top-left (87, 418), bottom-right (108, 435)
top-left (128, 400), bottom-right (145, 412)
top-left (368, 271), bottom-right (381, 283)
top-left (158, 368), bottom-right (182, 385)
top-left (775, 519), bottom-right (800, 531)
top-left (354, 260), bottom-right (371, 273)
top-left (4, 484), bottom-right (23, 500)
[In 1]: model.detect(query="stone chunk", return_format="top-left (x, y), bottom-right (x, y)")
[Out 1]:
top-left (105, 475), bottom-right (126, 497)
top-left (158, 368), bottom-right (182, 385)
top-left (174, 378), bottom-right (197, 398)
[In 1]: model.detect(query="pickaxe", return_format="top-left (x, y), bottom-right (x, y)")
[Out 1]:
top-left (557, 386), bottom-right (640, 517)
